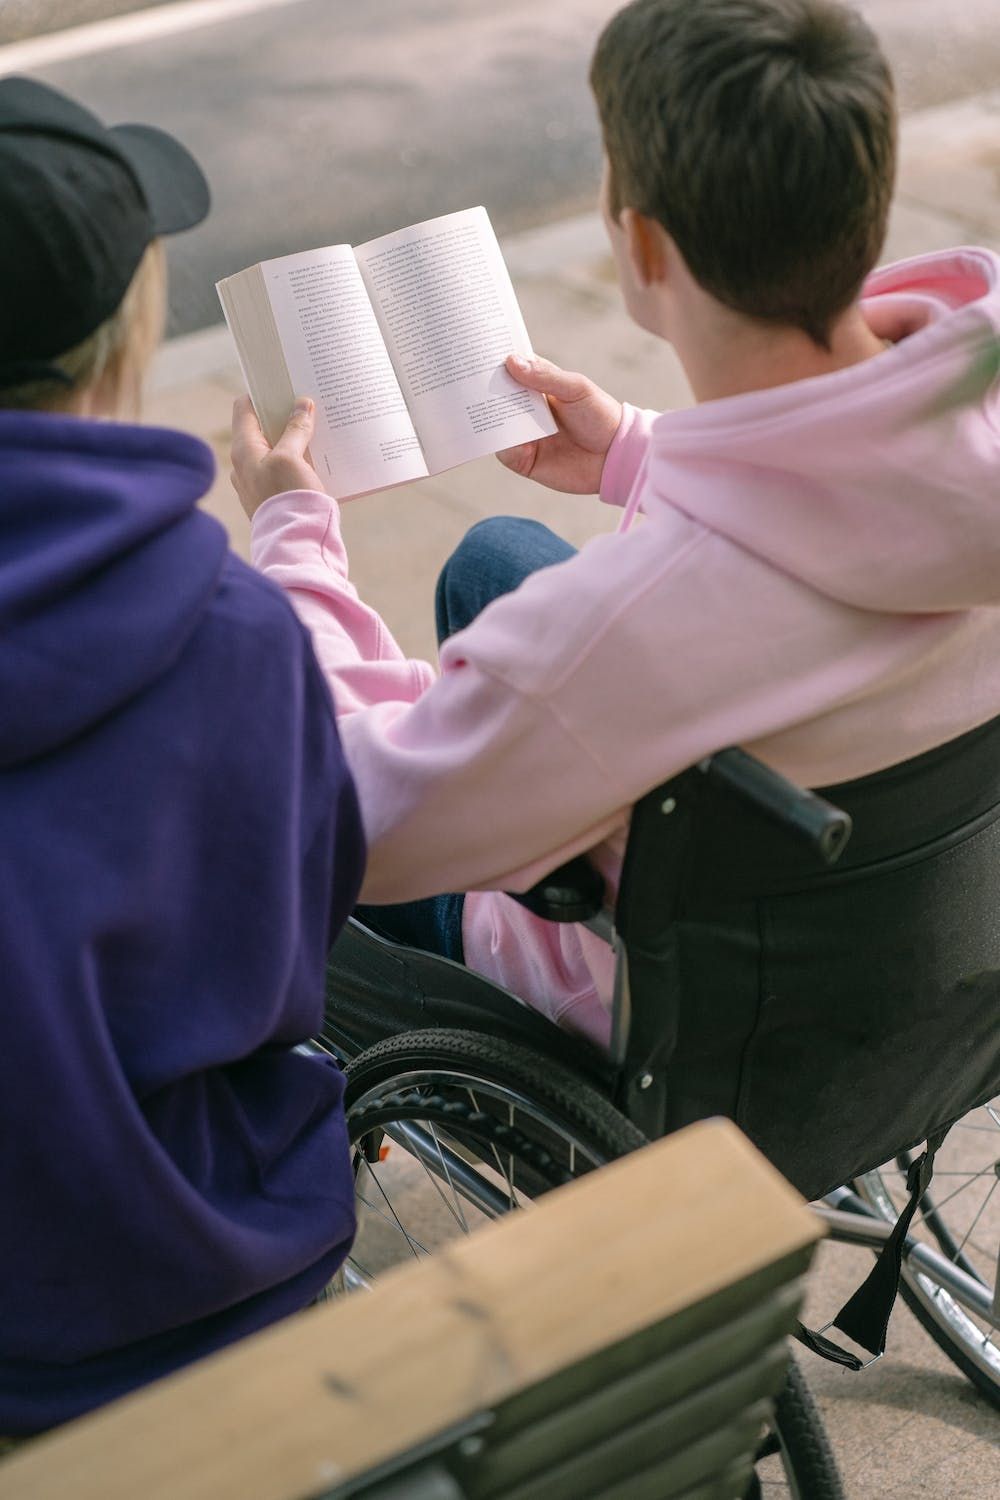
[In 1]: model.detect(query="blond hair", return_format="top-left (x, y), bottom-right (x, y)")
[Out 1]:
top-left (1, 240), bottom-right (167, 417)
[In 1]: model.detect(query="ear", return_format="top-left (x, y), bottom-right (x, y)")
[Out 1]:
top-left (620, 209), bottom-right (670, 288)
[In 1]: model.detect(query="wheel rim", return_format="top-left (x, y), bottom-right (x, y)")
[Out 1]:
top-left (341, 1054), bottom-right (815, 1497)
top-left (344, 1066), bottom-right (607, 1286)
top-left (855, 1095), bottom-right (1000, 1394)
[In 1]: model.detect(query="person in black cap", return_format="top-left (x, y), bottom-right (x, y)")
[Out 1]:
top-left (0, 75), bottom-right (209, 408)
top-left (0, 78), bottom-right (365, 1436)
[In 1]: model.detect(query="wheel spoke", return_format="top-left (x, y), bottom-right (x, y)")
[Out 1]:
top-left (495, 1130), bottom-right (519, 1213)
top-left (355, 1184), bottom-right (429, 1253)
top-left (854, 1099), bottom-right (1000, 1407)
top-left (953, 1178), bottom-right (999, 1262)
top-left (468, 1087), bottom-right (519, 1212)
top-left (911, 1164), bottom-right (997, 1227)
top-left (412, 1141), bottom-right (474, 1232)
top-left (346, 1056), bottom-right (624, 1302)
top-left (385, 1119), bottom-right (514, 1219)
top-left (355, 1187), bottom-right (430, 1250)
top-left (921, 1169), bottom-right (1000, 1176)
top-left (361, 1162), bottom-right (427, 1259)
top-left (427, 1121), bottom-right (470, 1233)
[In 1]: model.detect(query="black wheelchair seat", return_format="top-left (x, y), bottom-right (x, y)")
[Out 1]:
top-left (326, 917), bottom-right (613, 1088)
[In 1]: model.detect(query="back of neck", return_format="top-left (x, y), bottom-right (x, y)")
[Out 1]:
top-left (679, 305), bottom-right (888, 404)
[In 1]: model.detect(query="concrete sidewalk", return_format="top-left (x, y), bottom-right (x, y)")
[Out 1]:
top-left (148, 93), bottom-right (1000, 1499)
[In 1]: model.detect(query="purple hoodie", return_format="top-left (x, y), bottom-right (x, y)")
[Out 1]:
top-left (0, 411), bottom-right (364, 1433)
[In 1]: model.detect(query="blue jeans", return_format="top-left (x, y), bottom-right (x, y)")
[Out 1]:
top-left (355, 517), bottom-right (578, 959)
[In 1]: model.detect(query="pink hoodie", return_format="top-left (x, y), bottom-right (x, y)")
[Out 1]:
top-left (251, 248), bottom-right (1000, 1047)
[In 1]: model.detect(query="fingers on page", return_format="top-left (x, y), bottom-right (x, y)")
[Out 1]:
top-left (273, 399), bottom-right (315, 458)
top-left (231, 394), bottom-right (260, 443)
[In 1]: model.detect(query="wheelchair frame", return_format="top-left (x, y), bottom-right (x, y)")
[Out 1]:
top-left (323, 746), bottom-right (1000, 1403)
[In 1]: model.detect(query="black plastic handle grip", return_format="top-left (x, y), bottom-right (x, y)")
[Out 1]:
top-left (507, 854), bottom-right (605, 923)
top-left (701, 748), bottom-right (852, 865)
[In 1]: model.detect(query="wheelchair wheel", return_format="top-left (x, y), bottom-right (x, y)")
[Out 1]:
top-left (854, 1093), bottom-right (1000, 1409)
top-left (754, 1356), bottom-right (845, 1500)
top-left (343, 1027), bottom-right (843, 1499)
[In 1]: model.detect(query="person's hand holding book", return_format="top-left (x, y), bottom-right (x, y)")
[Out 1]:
top-left (497, 355), bottom-right (622, 495)
top-left (231, 396), bottom-right (326, 519)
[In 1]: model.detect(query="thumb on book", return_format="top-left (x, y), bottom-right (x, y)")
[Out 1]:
top-left (506, 354), bottom-right (589, 403)
top-left (496, 440), bottom-right (538, 478)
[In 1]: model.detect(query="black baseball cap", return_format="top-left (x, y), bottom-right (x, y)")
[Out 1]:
top-left (0, 76), bottom-right (210, 386)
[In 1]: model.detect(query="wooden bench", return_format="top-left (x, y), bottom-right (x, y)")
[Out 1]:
top-left (0, 1119), bottom-right (822, 1500)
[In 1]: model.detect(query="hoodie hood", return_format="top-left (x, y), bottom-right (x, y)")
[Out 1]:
top-left (0, 410), bottom-right (365, 1430)
top-left (0, 410), bottom-right (224, 766)
top-left (647, 248), bottom-right (1000, 614)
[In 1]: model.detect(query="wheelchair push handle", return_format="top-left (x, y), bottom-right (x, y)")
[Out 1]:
top-left (508, 855), bottom-right (605, 924)
top-left (511, 749), bottom-right (853, 923)
top-left (700, 748), bottom-right (852, 866)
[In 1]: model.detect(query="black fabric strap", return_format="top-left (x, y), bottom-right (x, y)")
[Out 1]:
top-left (795, 1127), bottom-right (949, 1370)
top-left (793, 1321), bottom-right (866, 1372)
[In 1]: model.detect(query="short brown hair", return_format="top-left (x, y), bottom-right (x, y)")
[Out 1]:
top-left (591, 0), bottom-right (896, 345)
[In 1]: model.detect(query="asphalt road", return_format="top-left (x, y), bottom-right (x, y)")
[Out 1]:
top-left (3, 0), bottom-right (999, 335)
top-left (0, 1), bottom-right (165, 40)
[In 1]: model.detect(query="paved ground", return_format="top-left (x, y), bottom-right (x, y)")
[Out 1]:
top-left (5, 3), bottom-right (1000, 1492)
top-left (0, 0), bottom-right (162, 36)
top-left (146, 85), bottom-right (1000, 1497)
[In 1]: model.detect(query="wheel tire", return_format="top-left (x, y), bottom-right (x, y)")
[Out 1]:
top-left (345, 1028), bottom-right (842, 1499)
top-left (769, 1356), bottom-right (846, 1500)
top-left (897, 1278), bottom-right (1000, 1411)
top-left (345, 1026), bottom-right (648, 1168)
top-left (854, 1104), bottom-right (1000, 1412)
top-left (894, 1150), bottom-right (1000, 1411)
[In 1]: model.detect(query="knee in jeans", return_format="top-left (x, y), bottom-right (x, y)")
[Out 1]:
top-left (447, 516), bottom-right (529, 571)
top-left (437, 517), bottom-right (525, 617)
top-left (436, 516), bottom-right (576, 642)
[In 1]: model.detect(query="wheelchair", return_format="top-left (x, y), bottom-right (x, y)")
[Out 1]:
top-left (321, 715), bottom-right (1000, 1496)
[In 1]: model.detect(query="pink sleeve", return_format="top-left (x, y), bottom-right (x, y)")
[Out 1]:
top-left (250, 490), bottom-right (627, 903)
top-left (250, 489), bottom-right (437, 716)
top-left (599, 403), bottom-right (657, 509)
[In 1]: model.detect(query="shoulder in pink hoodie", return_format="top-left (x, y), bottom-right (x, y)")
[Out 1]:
top-left (251, 248), bottom-right (1000, 1048)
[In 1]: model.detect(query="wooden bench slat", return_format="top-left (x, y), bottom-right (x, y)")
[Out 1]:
top-left (0, 1120), bottom-right (820, 1500)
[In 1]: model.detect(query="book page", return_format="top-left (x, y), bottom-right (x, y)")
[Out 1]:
top-left (261, 245), bottom-right (429, 496)
top-left (355, 208), bottom-right (556, 475)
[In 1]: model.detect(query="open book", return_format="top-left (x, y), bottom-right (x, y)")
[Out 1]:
top-left (217, 207), bottom-right (557, 498)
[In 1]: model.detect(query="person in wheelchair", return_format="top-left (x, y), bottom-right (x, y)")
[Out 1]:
top-left (231, 0), bottom-right (1000, 1052)
top-left (0, 81), bottom-right (364, 1437)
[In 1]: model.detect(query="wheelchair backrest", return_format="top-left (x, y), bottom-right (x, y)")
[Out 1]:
top-left (613, 712), bottom-right (1000, 1199)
